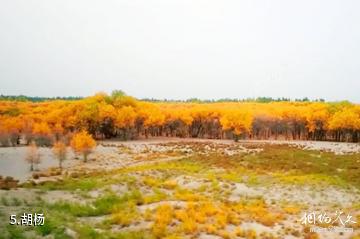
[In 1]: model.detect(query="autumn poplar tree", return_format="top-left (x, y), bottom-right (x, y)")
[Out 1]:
top-left (52, 141), bottom-right (67, 169)
top-left (0, 92), bottom-right (359, 143)
top-left (25, 142), bottom-right (41, 171)
top-left (220, 109), bottom-right (253, 141)
top-left (70, 131), bottom-right (96, 162)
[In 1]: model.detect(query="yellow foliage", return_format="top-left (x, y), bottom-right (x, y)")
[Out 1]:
top-left (174, 189), bottom-right (206, 201)
top-left (99, 103), bottom-right (116, 120)
top-left (32, 122), bottom-right (51, 136)
top-left (220, 109), bottom-right (253, 135)
top-left (1, 93), bottom-right (359, 143)
top-left (329, 107), bottom-right (360, 130)
top-left (162, 235), bottom-right (182, 239)
top-left (115, 106), bottom-right (137, 128)
top-left (216, 230), bottom-right (231, 239)
top-left (25, 141), bottom-right (40, 170)
top-left (181, 217), bottom-right (197, 234)
top-left (199, 201), bottom-right (218, 217)
top-left (283, 206), bottom-right (301, 215)
top-left (52, 141), bottom-right (67, 168)
top-left (215, 212), bottom-right (228, 229)
top-left (152, 203), bottom-right (174, 238)
top-left (111, 203), bottom-right (139, 227)
top-left (245, 229), bottom-right (257, 239)
top-left (204, 224), bottom-right (217, 234)
top-left (174, 209), bottom-right (187, 222)
top-left (163, 180), bottom-right (178, 190)
top-left (70, 130), bottom-right (96, 161)
top-left (234, 227), bottom-right (245, 237)
top-left (143, 208), bottom-right (152, 221)
top-left (143, 176), bottom-right (160, 187)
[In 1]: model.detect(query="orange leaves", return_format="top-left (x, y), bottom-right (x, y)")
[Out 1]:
top-left (139, 103), bottom-right (165, 128)
top-left (32, 122), bottom-right (51, 136)
top-left (220, 109), bottom-right (253, 135)
top-left (25, 142), bottom-right (40, 171)
top-left (0, 116), bottom-right (23, 134)
top-left (53, 141), bottom-right (67, 157)
top-left (98, 103), bottom-right (116, 121)
top-left (53, 123), bottom-right (64, 136)
top-left (163, 105), bottom-right (193, 126)
top-left (70, 130), bottom-right (96, 161)
top-left (113, 95), bottom-right (138, 108)
top-left (70, 130), bottom-right (96, 153)
top-left (305, 103), bottom-right (330, 132)
top-left (52, 141), bottom-right (67, 168)
top-left (152, 203), bottom-right (174, 237)
top-left (329, 106), bottom-right (360, 131)
top-left (115, 106), bottom-right (137, 128)
top-left (0, 93), bottom-right (359, 142)
top-left (178, 110), bottom-right (193, 126)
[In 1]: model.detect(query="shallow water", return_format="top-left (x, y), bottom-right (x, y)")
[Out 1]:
top-left (0, 147), bottom-right (75, 182)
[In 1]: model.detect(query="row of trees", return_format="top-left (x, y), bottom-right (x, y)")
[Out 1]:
top-left (1, 91), bottom-right (360, 144)
top-left (25, 131), bottom-right (96, 171)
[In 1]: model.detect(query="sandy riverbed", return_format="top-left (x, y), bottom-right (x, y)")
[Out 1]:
top-left (0, 138), bottom-right (359, 182)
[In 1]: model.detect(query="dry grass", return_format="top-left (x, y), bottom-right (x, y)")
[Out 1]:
top-left (2, 141), bottom-right (359, 238)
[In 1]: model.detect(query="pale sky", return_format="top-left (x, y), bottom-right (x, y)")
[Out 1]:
top-left (1, 0), bottom-right (360, 102)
